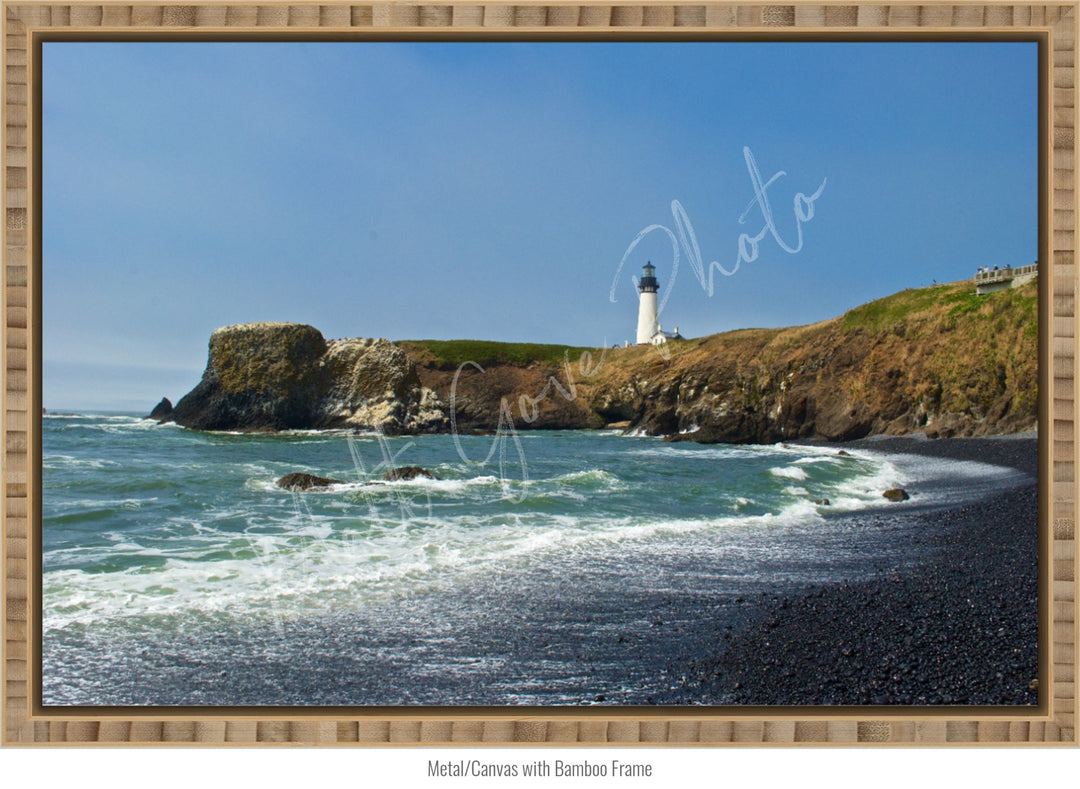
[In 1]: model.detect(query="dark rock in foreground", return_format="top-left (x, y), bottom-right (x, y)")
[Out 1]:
top-left (147, 397), bottom-right (173, 421)
top-left (276, 472), bottom-right (345, 491)
top-left (383, 466), bottom-right (437, 481)
top-left (882, 488), bottom-right (910, 501)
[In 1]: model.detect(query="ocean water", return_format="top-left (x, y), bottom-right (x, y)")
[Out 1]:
top-left (41, 413), bottom-right (1026, 706)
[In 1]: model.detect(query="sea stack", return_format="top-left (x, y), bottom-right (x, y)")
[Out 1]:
top-left (170, 322), bottom-right (448, 434)
top-left (172, 323), bottom-right (328, 431)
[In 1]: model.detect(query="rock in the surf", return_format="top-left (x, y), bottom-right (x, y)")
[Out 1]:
top-left (148, 397), bottom-right (174, 421)
top-left (383, 466), bottom-right (437, 481)
top-left (277, 472), bottom-right (344, 491)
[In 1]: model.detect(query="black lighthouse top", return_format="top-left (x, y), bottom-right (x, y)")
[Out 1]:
top-left (637, 262), bottom-right (659, 293)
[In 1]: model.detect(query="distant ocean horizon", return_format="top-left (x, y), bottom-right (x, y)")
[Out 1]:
top-left (42, 411), bottom-right (1028, 706)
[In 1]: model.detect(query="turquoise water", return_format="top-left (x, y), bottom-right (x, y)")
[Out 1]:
top-left (40, 413), bottom-right (1022, 705)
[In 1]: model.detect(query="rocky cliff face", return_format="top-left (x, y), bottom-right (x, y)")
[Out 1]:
top-left (581, 279), bottom-right (1038, 443)
top-left (401, 350), bottom-right (602, 433)
top-left (170, 323), bottom-right (446, 433)
top-left (169, 279), bottom-right (1037, 442)
top-left (318, 337), bottom-right (447, 433)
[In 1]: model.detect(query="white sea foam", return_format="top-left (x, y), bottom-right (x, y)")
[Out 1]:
top-left (42, 487), bottom-right (845, 634)
top-left (41, 419), bottom-right (1030, 638)
top-left (793, 455), bottom-right (839, 465)
top-left (44, 454), bottom-right (123, 470)
top-left (44, 413), bottom-right (173, 434)
top-left (50, 497), bottom-right (151, 510)
top-left (625, 442), bottom-right (831, 462)
top-left (770, 465), bottom-right (809, 481)
top-left (847, 450), bottom-right (1026, 508)
top-left (550, 469), bottom-right (624, 493)
top-left (278, 428), bottom-right (358, 437)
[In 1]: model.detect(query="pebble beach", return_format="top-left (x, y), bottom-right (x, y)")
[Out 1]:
top-left (675, 434), bottom-right (1040, 707)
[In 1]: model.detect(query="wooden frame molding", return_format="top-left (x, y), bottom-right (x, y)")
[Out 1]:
top-left (2, 1), bottom-right (1076, 746)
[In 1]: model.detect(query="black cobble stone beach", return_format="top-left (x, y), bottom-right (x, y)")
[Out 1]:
top-left (672, 435), bottom-right (1039, 706)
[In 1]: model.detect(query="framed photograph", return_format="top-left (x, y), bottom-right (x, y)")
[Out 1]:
top-left (2, 1), bottom-right (1076, 746)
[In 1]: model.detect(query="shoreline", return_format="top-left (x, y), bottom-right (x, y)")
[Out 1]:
top-left (42, 420), bottom-right (1041, 706)
top-left (671, 434), bottom-right (1039, 706)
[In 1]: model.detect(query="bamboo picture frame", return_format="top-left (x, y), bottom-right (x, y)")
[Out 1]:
top-left (2, 0), bottom-right (1076, 746)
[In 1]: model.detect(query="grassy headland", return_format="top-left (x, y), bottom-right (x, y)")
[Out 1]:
top-left (401, 278), bottom-right (1038, 442)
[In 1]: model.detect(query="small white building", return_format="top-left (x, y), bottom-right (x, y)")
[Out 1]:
top-left (635, 262), bottom-right (683, 345)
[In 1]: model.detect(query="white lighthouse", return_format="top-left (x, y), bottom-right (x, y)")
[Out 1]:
top-left (636, 262), bottom-right (660, 344)
top-left (632, 261), bottom-right (683, 346)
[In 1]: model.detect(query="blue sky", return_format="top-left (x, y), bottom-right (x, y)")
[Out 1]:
top-left (42, 41), bottom-right (1037, 411)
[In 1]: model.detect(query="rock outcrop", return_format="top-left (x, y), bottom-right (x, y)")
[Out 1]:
top-left (147, 397), bottom-right (173, 421)
top-left (318, 338), bottom-right (447, 433)
top-left (170, 323), bottom-right (447, 434)
top-left (172, 323), bottom-right (328, 431)
top-left (406, 357), bottom-right (601, 434)
top-left (383, 466), bottom-right (437, 481)
top-left (277, 472), bottom-right (344, 491)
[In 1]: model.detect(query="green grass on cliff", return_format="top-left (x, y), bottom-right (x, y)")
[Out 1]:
top-left (840, 280), bottom-right (1037, 334)
top-left (834, 278), bottom-right (1038, 423)
top-left (401, 279), bottom-right (1036, 377)
top-left (840, 284), bottom-right (955, 332)
top-left (399, 339), bottom-right (602, 370)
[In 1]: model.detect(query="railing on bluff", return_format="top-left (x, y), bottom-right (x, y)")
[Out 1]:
top-left (974, 263), bottom-right (1038, 294)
